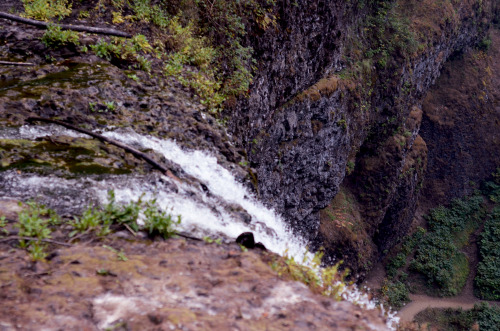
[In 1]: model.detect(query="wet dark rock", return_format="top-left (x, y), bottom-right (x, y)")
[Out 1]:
top-left (236, 232), bottom-right (255, 248)
top-left (236, 232), bottom-right (266, 250)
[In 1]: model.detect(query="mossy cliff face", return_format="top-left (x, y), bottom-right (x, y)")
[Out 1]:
top-left (230, 0), bottom-right (497, 275)
top-left (420, 27), bottom-right (500, 208)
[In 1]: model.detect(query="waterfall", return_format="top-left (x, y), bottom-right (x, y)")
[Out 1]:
top-left (0, 124), bottom-right (397, 328)
top-left (2, 124), bottom-right (310, 259)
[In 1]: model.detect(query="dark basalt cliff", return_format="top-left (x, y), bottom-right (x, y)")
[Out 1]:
top-left (230, 0), bottom-right (498, 275)
top-left (420, 27), bottom-right (500, 208)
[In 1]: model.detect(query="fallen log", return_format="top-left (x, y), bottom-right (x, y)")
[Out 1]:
top-left (0, 11), bottom-right (132, 38)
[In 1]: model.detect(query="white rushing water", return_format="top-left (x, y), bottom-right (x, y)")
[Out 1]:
top-left (8, 124), bottom-right (310, 260)
top-left (1, 124), bottom-right (398, 329)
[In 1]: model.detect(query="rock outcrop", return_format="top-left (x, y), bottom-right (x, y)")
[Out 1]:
top-left (230, 0), bottom-right (497, 275)
top-left (0, 235), bottom-right (390, 330)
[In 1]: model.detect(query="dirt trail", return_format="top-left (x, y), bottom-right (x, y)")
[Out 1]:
top-left (400, 222), bottom-right (500, 322)
top-left (398, 294), bottom-right (478, 322)
top-left (398, 224), bottom-right (481, 321)
top-left (365, 221), bottom-right (498, 323)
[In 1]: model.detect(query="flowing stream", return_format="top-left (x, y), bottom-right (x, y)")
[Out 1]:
top-left (0, 124), bottom-right (397, 328)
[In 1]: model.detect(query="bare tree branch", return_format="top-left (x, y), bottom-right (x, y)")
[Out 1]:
top-left (26, 116), bottom-right (173, 176)
top-left (0, 11), bottom-right (132, 38)
top-left (0, 235), bottom-right (72, 247)
top-left (0, 60), bottom-right (35, 66)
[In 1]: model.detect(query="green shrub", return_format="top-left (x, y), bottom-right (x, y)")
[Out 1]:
top-left (271, 250), bottom-right (349, 300)
top-left (483, 169), bottom-right (500, 202)
top-left (143, 200), bottom-right (181, 239)
top-left (41, 24), bottom-right (80, 48)
top-left (15, 202), bottom-right (59, 260)
top-left (380, 279), bottom-right (410, 309)
top-left (69, 190), bottom-right (141, 237)
top-left (475, 206), bottom-right (500, 300)
top-left (478, 35), bottom-right (493, 51)
top-left (130, 0), bottom-right (169, 28)
top-left (22, 0), bottom-right (72, 21)
top-left (69, 190), bottom-right (180, 239)
top-left (386, 252), bottom-right (406, 278)
top-left (90, 40), bottom-right (114, 60)
top-left (408, 196), bottom-right (483, 296)
top-left (415, 304), bottom-right (500, 331)
top-left (475, 303), bottom-right (500, 331)
top-left (90, 35), bottom-right (153, 71)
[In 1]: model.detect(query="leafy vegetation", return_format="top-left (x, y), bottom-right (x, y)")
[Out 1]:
top-left (379, 227), bottom-right (424, 308)
top-left (143, 199), bottom-right (180, 239)
top-left (475, 207), bottom-right (500, 300)
top-left (415, 303), bottom-right (500, 331)
top-left (380, 194), bottom-right (484, 309)
top-left (8, 191), bottom-right (180, 261)
top-left (271, 250), bottom-right (350, 300)
top-left (69, 190), bottom-right (180, 239)
top-left (22, 0), bottom-right (72, 21)
top-left (89, 34), bottom-right (154, 72)
top-left (382, 169), bottom-right (500, 308)
top-left (41, 24), bottom-right (80, 48)
top-left (409, 196), bottom-right (483, 296)
top-left (203, 236), bottom-right (222, 245)
top-left (86, 0), bottom-right (275, 113)
top-left (379, 279), bottom-right (410, 310)
top-left (15, 201), bottom-right (60, 260)
top-left (20, 0), bottom-right (278, 113)
top-left (0, 216), bottom-right (7, 235)
top-left (365, 0), bottom-right (418, 69)
top-left (475, 170), bottom-right (500, 300)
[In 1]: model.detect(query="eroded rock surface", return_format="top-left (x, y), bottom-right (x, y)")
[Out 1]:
top-left (0, 238), bottom-right (389, 330)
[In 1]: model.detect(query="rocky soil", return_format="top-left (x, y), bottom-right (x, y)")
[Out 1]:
top-left (0, 200), bottom-right (389, 331)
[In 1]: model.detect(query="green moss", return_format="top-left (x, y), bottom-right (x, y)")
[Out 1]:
top-left (0, 137), bottom-right (135, 176)
top-left (0, 63), bottom-right (113, 99)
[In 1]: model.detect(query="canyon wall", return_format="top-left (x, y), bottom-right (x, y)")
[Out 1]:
top-left (231, 0), bottom-right (497, 275)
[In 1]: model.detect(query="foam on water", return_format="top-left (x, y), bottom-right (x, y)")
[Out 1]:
top-left (100, 128), bottom-right (312, 258)
top-left (2, 124), bottom-right (310, 259)
top-left (0, 124), bottom-right (398, 329)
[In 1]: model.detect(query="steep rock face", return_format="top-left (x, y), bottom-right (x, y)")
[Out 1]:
top-left (420, 28), bottom-right (500, 207)
top-left (230, 0), bottom-right (495, 274)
